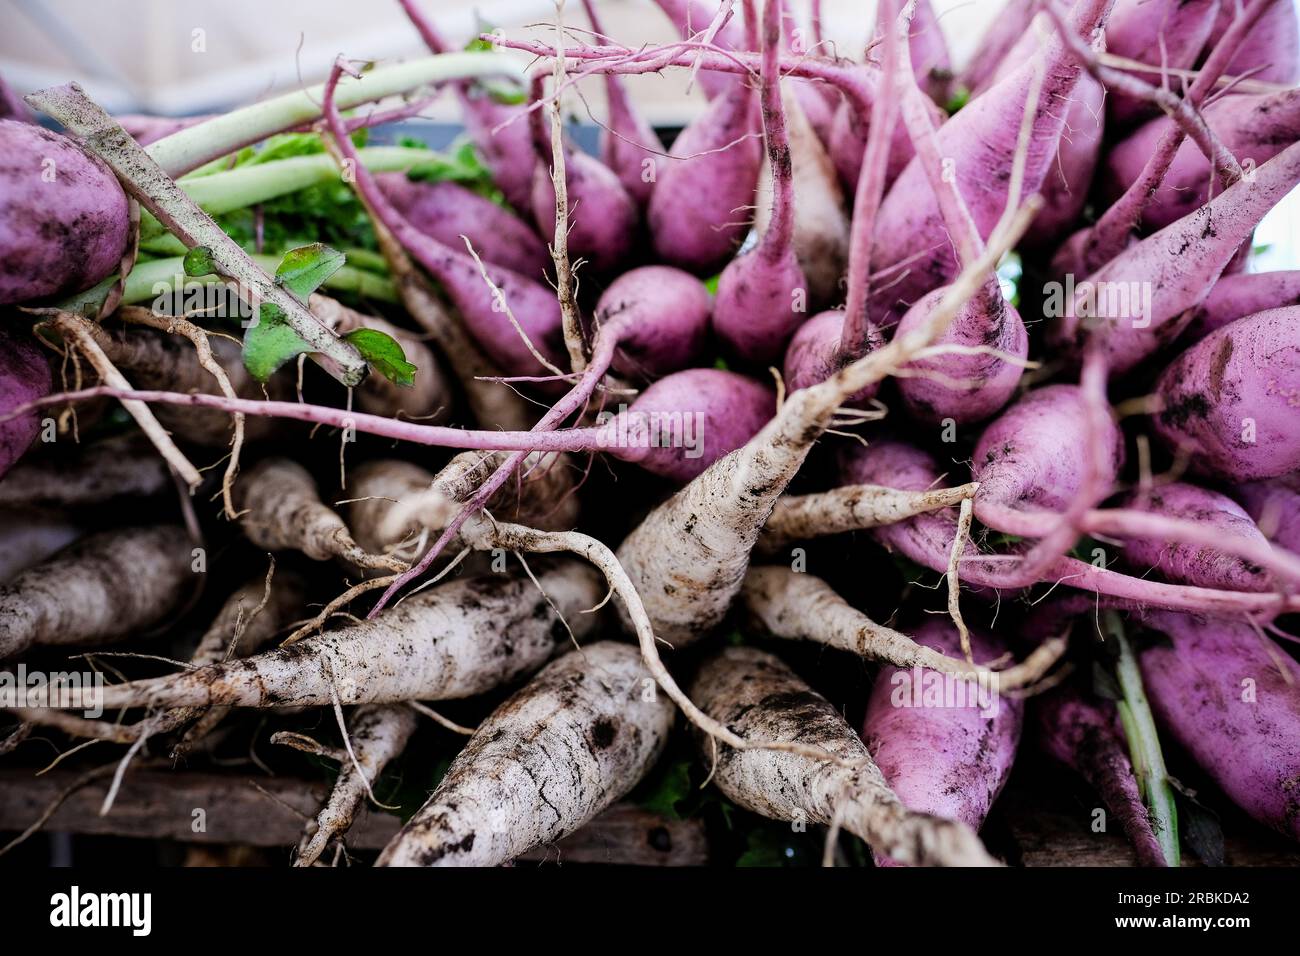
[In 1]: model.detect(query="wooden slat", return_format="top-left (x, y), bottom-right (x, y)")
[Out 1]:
top-left (0, 769), bottom-right (710, 865)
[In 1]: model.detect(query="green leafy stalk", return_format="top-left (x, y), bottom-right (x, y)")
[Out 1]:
top-left (145, 52), bottom-right (527, 178)
top-left (139, 146), bottom-right (439, 242)
top-left (1106, 611), bottom-right (1180, 867)
top-left (55, 256), bottom-right (396, 317)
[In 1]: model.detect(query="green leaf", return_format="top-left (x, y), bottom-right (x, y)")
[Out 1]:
top-left (945, 86), bottom-right (971, 115)
top-left (242, 302), bottom-right (312, 381)
top-left (183, 245), bottom-right (217, 277)
top-left (637, 761), bottom-right (692, 820)
top-left (275, 243), bottom-right (346, 303)
top-left (704, 272), bottom-right (722, 295)
top-left (345, 327), bottom-right (417, 387)
top-left (712, 356), bottom-right (730, 372)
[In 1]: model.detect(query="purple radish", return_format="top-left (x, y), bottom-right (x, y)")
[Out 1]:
top-left (594, 265), bottom-right (712, 380)
top-left (898, 0), bottom-right (952, 104)
top-left (753, 84), bottom-right (849, 308)
top-left (0, 327), bottom-right (51, 479)
top-left (1153, 307), bottom-right (1300, 482)
top-left (377, 173), bottom-right (550, 278)
top-left (1036, 684), bottom-right (1168, 867)
top-left (1186, 271), bottom-right (1300, 342)
top-left (1206, 0), bottom-right (1300, 84)
top-left (397, 0), bottom-right (538, 212)
top-left (869, 0), bottom-right (1113, 328)
top-left (972, 384), bottom-right (1125, 539)
top-left (712, 0), bottom-right (809, 363)
top-left (0, 74), bottom-right (32, 123)
top-left (582, 0), bottom-right (666, 206)
top-left (601, 368), bottom-right (776, 482)
top-left (861, 619), bottom-right (1022, 865)
top-left (0, 119), bottom-right (129, 305)
top-left (647, 64), bottom-right (762, 273)
top-left (959, 0), bottom-right (1039, 95)
top-left (528, 75), bottom-right (639, 274)
top-left (1236, 472), bottom-right (1300, 553)
top-left (321, 66), bottom-right (565, 379)
top-left (990, 19), bottom-right (1107, 245)
top-left (651, 0), bottom-right (745, 100)
top-left (889, 30), bottom-right (1028, 425)
top-left (1050, 140), bottom-right (1300, 374)
top-left (842, 440), bottom-right (1300, 618)
top-left (1139, 610), bottom-right (1300, 841)
top-left (1104, 0), bottom-right (1219, 130)
top-left (1102, 87), bottom-right (1300, 233)
top-left (1119, 482), bottom-right (1275, 592)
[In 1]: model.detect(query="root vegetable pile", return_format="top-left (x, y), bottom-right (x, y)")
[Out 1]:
top-left (2, 0), bottom-right (1299, 869)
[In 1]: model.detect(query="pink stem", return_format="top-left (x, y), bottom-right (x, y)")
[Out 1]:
top-left (397, 0), bottom-right (450, 53)
top-left (370, 326), bottom-right (626, 618)
top-left (892, 0), bottom-right (981, 268)
top-left (494, 36), bottom-right (875, 119)
top-left (1, 386), bottom-right (614, 454)
top-left (581, 0), bottom-right (651, 141)
top-left (1083, 0), bottom-right (1276, 271)
top-left (811, 0), bottom-right (824, 48)
top-left (839, 0), bottom-right (899, 355)
top-left (756, 0), bottom-right (795, 265)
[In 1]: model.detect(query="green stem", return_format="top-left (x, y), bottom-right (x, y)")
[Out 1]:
top-left (57, 256), bottom-right (397, 317)
top-left (145, 53), bottom-right (525, 178)
top-left (139, 147), bottom-right (438, 242)
top-left (1106, 610), bottom-right (1181, 867)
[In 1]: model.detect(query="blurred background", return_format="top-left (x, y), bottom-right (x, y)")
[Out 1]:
top-left (1, 0), bottom-right (1296, 262)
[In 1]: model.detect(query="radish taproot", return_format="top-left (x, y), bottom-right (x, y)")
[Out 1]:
top-left (690, 645), bottom-right (1000, 866)
top-left (377, 641), bottom-right (674, 866)
top-left (0, 526), bottom-right (194, 661)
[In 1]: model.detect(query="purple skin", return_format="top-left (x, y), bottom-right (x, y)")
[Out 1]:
top-left (319, 78), bottom-right (565, 380)
top-left (712, 0), bottom-right (809, 364)
top-left (1102, 88), bottom-right (1300, 234)
top-left (377, 174), bottom-right (549, 279)
top-left (1104, 0), bottom-right (1219, 130)
top-left (583, 0), bottom-right (666, 206)
top-left (894, 280), bottom-right (1029, 426)
top-left (0, 119), bottom-right (130, 305)
top-left (1153, 307), bottom-right (1300, 483)
top-left (1207, 0), bottom-right (1300, 85)
top-left (1235, 473), bottom-right (1300, 554)
top-left (0, 327), bottom-right (51, 479)
top-left (1120, 482), bottom-right (1274, 592)
top-left (827, 92), bottom-right (918, 197)
top-left (598, 80), bottom-right (664, 208)
top-left (395, 5), bottom-right (538, 214)
top-left (972, 384), bottom-right (1126, 537)
top-left (901, 0), bottom-right (953, 105)
top-left (0, 74), bottom-right (32, 123)
top-left (1036, 685), bottom-right (1168, 867)
top-left (458, 90), bottom-right (537, 214)
top-left (1139, 610), bottom-right (1300, 841)
top-left (959, 0), bottom-right (1039, 95)
top-left (990, 28), bottom-right (1106, 246)
top-left (868, 0), bottom-right (1108, 328)
top-left (648, 79), bottom-right (763, 274)
top-left (604, 368), bottom-right (776, 483)
top-left (861, 619), bottom-right (1022, 865)
top-left (594, 266), bottom-right (712, 380)
top-left (530, 148), bottom-right (639, 275)
top-left (1185, 271), bottom-right (1300, 342)
top-left (1050, 140), bottom-right (1300, 374)
top-left (650, 0), bottom-right (744, 100)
